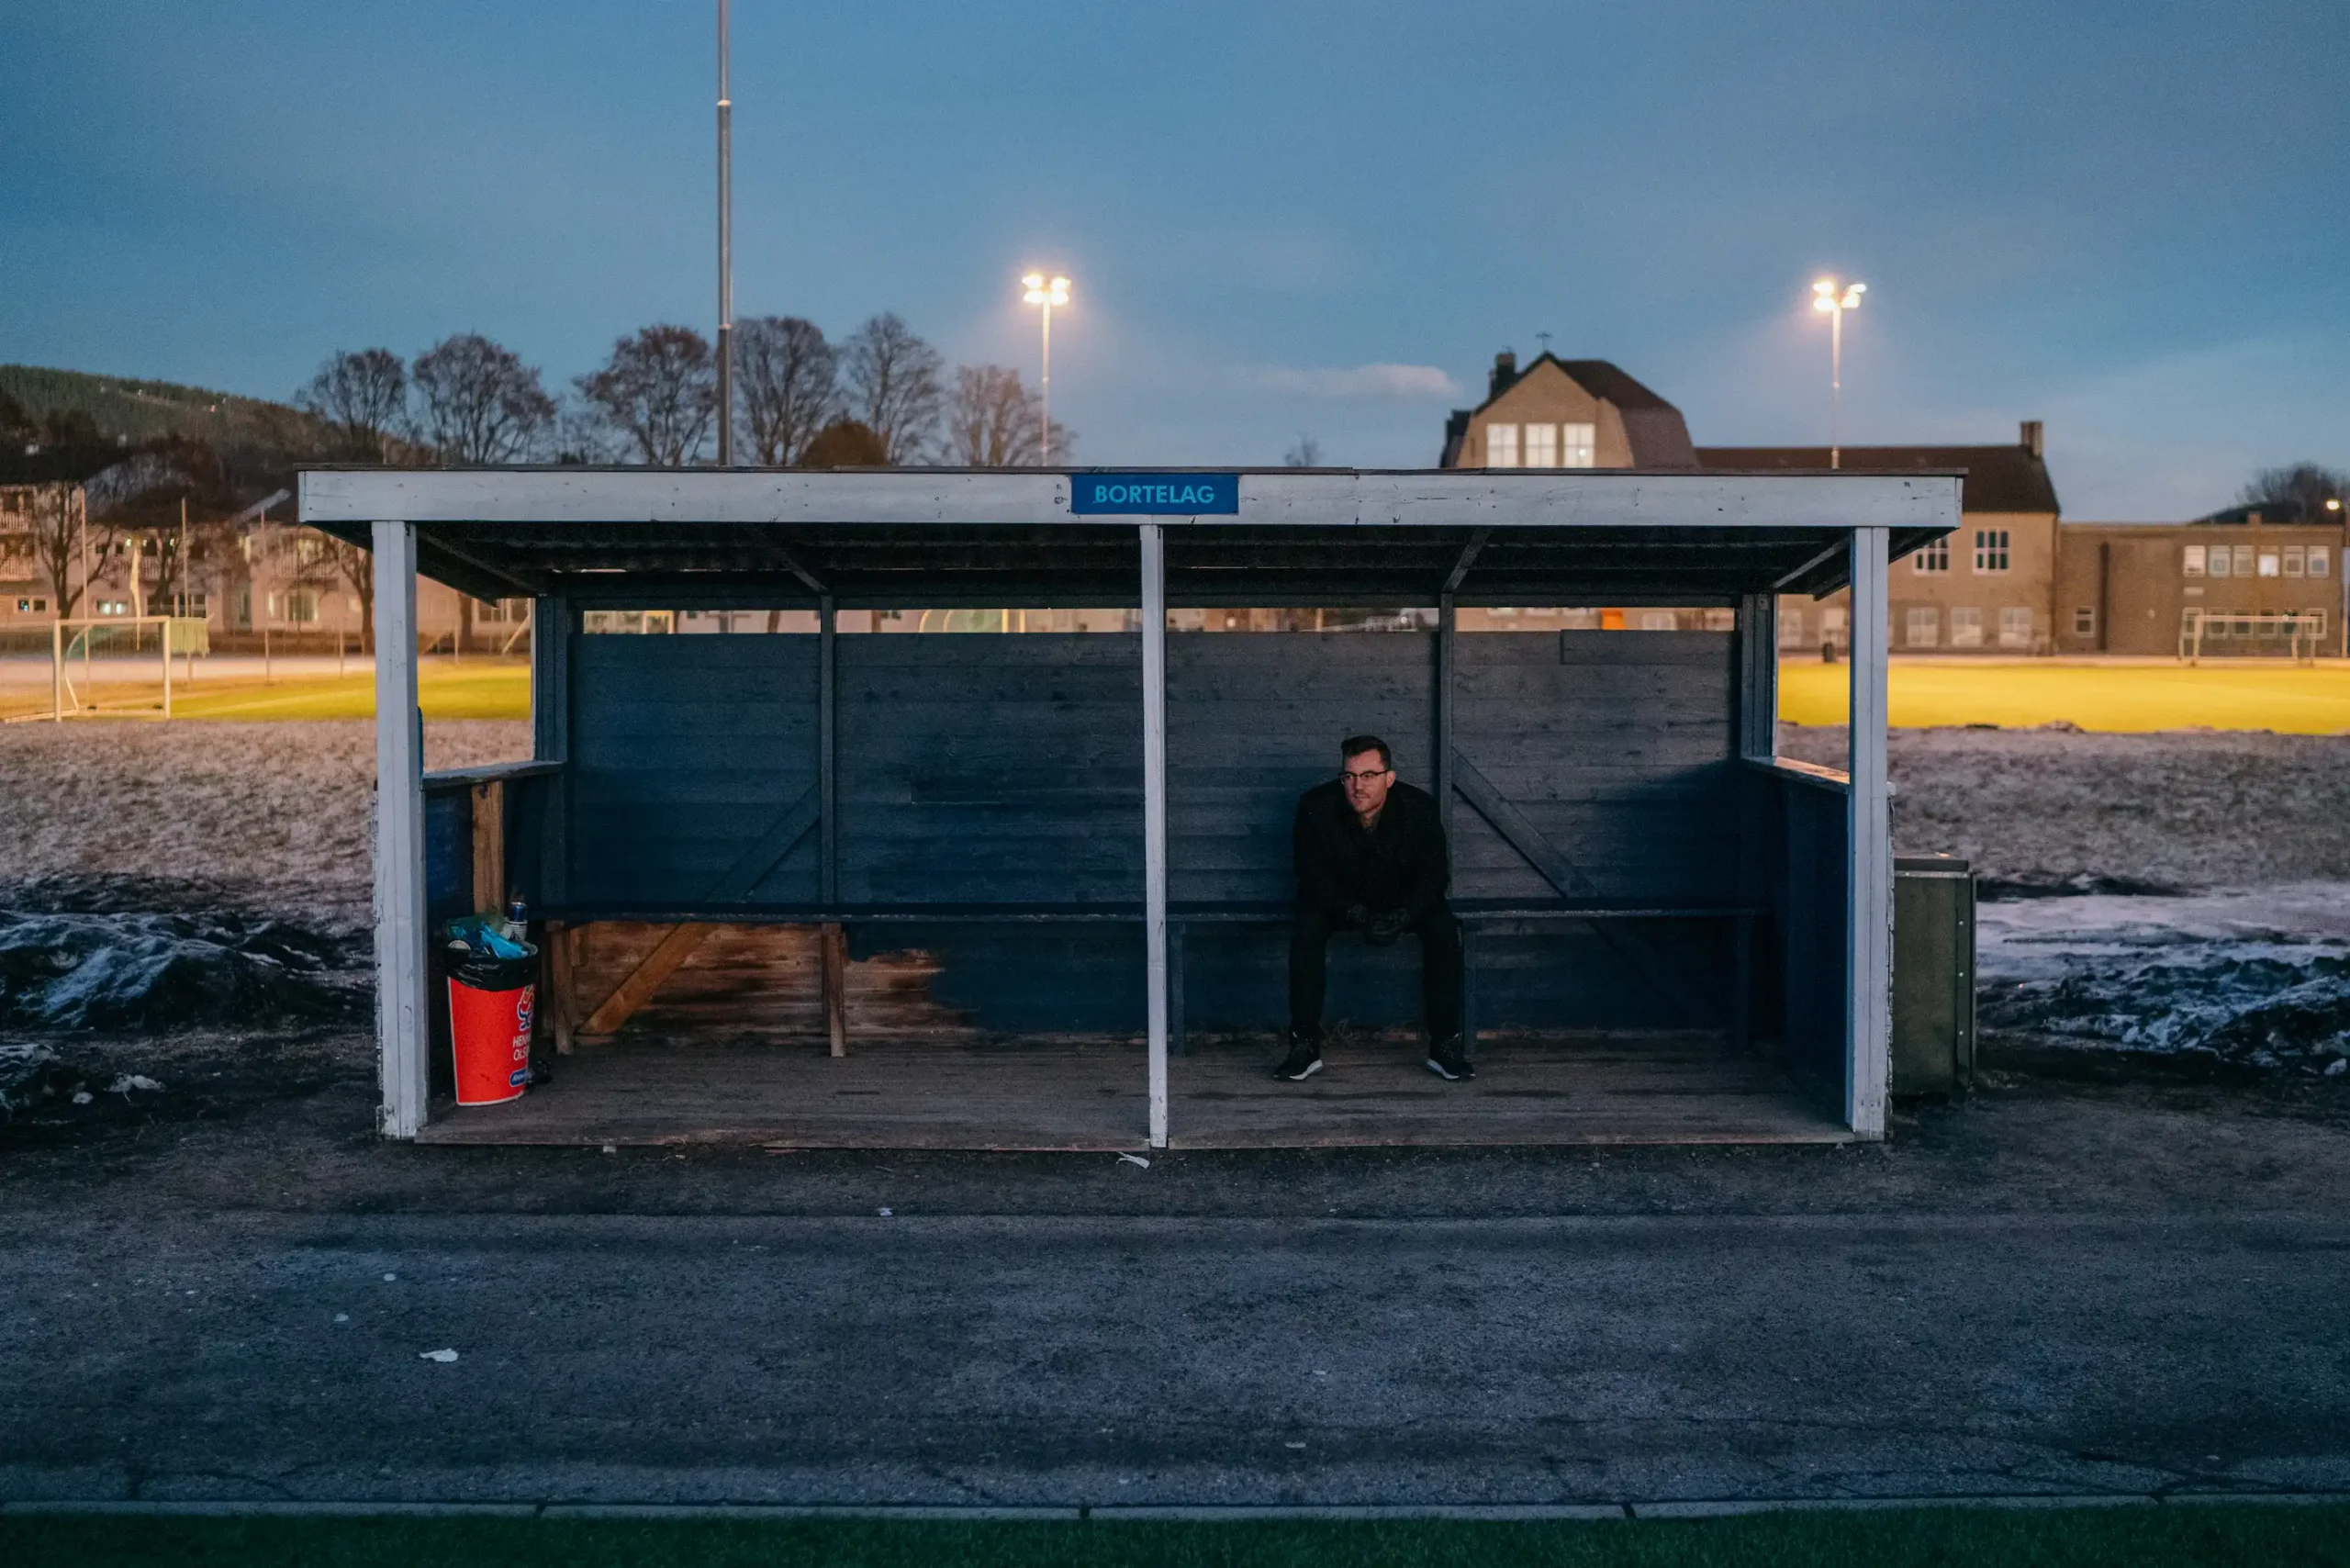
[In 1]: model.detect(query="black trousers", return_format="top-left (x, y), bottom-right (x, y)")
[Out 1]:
top-left (1288, 901), bottom-right (1463, 1041)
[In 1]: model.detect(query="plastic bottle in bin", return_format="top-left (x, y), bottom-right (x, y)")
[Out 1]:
top-left (444, 914), bottom-right (538, 1107)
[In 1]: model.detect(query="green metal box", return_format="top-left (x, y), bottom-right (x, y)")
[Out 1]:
top-left (1892, 854), bottom-right (1976, 1094)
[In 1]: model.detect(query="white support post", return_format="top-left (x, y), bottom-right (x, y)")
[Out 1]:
top-left (1140, 522), bottom-right (1170, 1150)
top-left (1845, 527), bottom-right (1891, 1138)
top-left (373, 521), bottom-right (430, 1139)
top-left (160, 619), bottom-right (172, 719)
top-left (51, 620), bottom-right (62, 722)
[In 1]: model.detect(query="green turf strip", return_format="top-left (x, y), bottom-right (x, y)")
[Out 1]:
top-left (4, 1505), bottom-right (2347, 1568)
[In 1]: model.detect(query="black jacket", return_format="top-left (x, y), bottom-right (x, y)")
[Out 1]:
top-left (1292, 778), bottom-right (1450, 921)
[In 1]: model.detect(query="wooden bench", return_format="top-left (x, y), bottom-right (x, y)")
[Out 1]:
top-left (543, 897), bottom-right (1757, 1058)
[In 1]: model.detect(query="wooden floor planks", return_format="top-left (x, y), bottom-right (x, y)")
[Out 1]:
top-left (414, 1032), bottom-right (1851, 1150)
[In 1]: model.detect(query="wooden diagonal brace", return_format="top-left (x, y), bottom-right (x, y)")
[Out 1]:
top-left (575, 784), bottom-right (823, 1039)
top-left (1449, 751), bottom-right (1709, 1027)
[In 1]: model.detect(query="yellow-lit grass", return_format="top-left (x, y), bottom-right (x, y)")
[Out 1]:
top-left (1780, 657), bottom-right (2350, 734)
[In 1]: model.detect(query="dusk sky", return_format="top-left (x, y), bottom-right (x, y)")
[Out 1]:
top-left (4, 0), bottom-right (2344, 519)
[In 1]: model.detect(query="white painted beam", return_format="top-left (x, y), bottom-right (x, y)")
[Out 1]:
top-left (1140, 523), bottom-right (1169, 1151)
top-left (373, 521), bottom-right (430, 1139)
top-left (1844, 529), bottom-right (1892, 1139)
top-left (299, 468), bottom-right (1959, 533)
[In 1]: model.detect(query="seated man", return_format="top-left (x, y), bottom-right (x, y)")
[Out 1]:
top-left (1275, 734), bottom-right (1471, 1083)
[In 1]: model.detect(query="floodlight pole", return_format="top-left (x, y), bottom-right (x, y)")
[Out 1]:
top-left (714, 0), bottom-right (733, 466)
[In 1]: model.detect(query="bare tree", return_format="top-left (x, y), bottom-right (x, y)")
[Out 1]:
top-left (2235, 463), bottom-right (2347, 522)
top-left (296, 349), bottom-right (408, 460)
top-left (409, 334), bottom-right (558, 464)
top-left (840, 313), bottom-right (945, 465)
top-left (942, 364), bottom-right (1070, 466)
top-left (734, 316), bottom-right (838, 465)
top-left (576, 325), bottom-right (717, 466)
top-left (294, 532), bottom-right (376, 651)
top-left (18, 483), bottom-right (109, 619)
top-left (1283, 435), bottom-right (1324, 467)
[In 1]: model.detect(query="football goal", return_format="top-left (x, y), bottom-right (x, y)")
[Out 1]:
top-left (0, 617), bottom-right (210, 722)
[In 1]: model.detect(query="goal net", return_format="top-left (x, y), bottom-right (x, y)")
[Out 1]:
top-left (0, 617), bottom-right (210, 722)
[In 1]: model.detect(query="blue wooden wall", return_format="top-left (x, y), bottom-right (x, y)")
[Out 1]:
top-left (569, 633), bottom-right (823, 909)
top-left (561, 629), bottom-right (1751, 1036)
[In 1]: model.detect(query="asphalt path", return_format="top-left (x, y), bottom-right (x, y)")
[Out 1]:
top-left (5, 1202), bottom-right (2346, 1507)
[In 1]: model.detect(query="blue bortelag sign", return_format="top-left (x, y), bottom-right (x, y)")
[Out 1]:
top-left (1068, 472), bottom-right (1240, 515)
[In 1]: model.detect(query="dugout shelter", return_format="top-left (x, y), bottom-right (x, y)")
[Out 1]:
top-left (301, 466), bottom-right (1955, 1149)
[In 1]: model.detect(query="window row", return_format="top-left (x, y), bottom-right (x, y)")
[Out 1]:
top-left (2183, 543), bottom-right (2328, 578)
top-left (1483, 422), bottom-right (1597, 468)
top-left (1908, 530), bottom-right (2010, 574)
top-left (1901, 605), bottom-right (2034, 649)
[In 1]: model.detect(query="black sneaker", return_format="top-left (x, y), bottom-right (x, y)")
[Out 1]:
top-left (1425, 1036), bottom-right (1474, 1081)
top-left (1273, 1034), bottom-right (1324, 1082)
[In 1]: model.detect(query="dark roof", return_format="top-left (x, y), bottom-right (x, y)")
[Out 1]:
top-left (1439, 353), bottom-right (1696, 468)
top-left (1696, 444), bottom-right (2059, 517)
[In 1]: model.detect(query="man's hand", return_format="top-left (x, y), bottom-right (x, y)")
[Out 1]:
top-left (1363, 908), bottom-right (1408, 946)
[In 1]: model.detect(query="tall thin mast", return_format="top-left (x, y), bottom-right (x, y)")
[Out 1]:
top-left (715, 0), bottom-right (733, 465)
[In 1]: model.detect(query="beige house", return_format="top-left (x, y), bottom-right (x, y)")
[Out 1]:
top-left (1699, 424), bottom-right (2061, 655)
top-left (0, 483), bottom-right (518, 653)
top-left (1439, 352), bottom-right (1700, 470)
top-left (2054, 520), bottom-right (2344, 657)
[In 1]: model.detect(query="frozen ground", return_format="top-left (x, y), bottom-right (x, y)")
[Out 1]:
top-left (1, 720), bottom-right (2347, 1085)
top-left (1778, 723), bottom-right (2350, 891)
top-left (0, 719), bottom-right (527, 928)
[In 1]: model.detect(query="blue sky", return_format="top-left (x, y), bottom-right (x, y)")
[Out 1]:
top-left (2, 0), bottom-right (2344, 517)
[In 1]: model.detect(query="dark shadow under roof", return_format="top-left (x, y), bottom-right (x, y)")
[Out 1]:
top-left (310, 518), bottom-right (1934, 608)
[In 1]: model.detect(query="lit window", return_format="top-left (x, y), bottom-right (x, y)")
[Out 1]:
top-left (1949, 607), bottom-right (1984, 647)
top-left (2232, 544), bottom-right (2255, 577)
top-left (2311, 547), bottom-right (2331, 578)
top-left (2258, 551), bottom-right (2280, 577)
top-left (1779, 608), bottom-right (1805, 647)
top-left (1905, 607), bottom-right (1939, 647)
top-left (1973, 530), bottom-right (2010, 573)
top-left (1561, 422), bottom-right (1596, 466)
top-left (1913, 540), bottom-right (1950, 573)
top-left (1998, 607), bottom-right (2033, 648)
top-left (285, 590), bottom-right (319, 624)
top-left (2183, 545), bottom-right (2206, 577)
top-left (1521, 424), bottom-right (1557, 467)
top-left (2074, 607), bottom-right (2097, 636)
top-left (2284, 547), bottom-right (2306, 577)
top-left (1485, 423), bottom-right (1519, 467)
top-left (1638, 610), bottom-right (1677, 631)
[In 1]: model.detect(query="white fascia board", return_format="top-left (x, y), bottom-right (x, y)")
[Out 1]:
top-left (1236, 472), bottom-right (1958, 531)
top-left (299, 468), bottom-right (1959, 532)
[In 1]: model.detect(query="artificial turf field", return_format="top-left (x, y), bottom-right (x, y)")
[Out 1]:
top-left (6, 657), bottom-right (2348, 733)
top-left (3, 1505), bottom-right (2346, 1567)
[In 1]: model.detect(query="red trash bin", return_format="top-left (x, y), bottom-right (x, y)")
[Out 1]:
top-left (446, 940), bottom-right (538, 1107)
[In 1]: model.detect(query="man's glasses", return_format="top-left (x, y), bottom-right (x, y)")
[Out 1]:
top-left (1340, 767), bottom-right (1392, 785)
